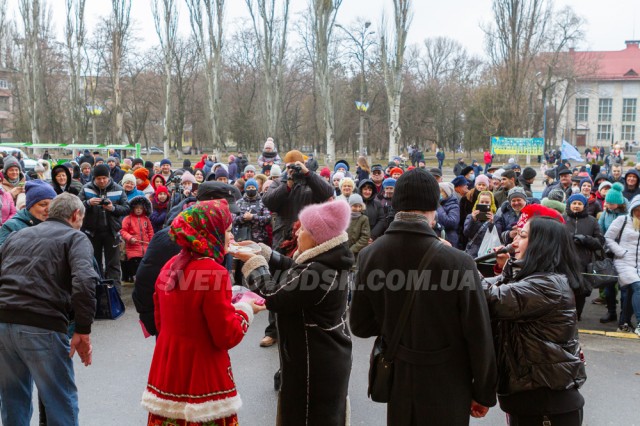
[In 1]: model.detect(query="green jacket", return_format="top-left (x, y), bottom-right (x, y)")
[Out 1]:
top-left (348, 214), bottom-right (370, 256)
top-left (0, 209), bottom-right (41, 246)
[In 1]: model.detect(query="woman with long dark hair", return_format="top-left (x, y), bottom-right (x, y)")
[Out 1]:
top-left (484, 206), bottom-right (587, 425)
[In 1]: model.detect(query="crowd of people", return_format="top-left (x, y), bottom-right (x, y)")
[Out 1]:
top-left (2, 138), bottom-right (637, 425)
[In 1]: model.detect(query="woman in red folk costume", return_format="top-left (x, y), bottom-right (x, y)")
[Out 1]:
top-left (142, 199), bottom-right (265, 426)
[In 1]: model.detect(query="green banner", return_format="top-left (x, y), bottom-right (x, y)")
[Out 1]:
top-left (491, 137), bottom-right (544, 156)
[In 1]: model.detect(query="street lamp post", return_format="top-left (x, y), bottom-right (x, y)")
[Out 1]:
top-left (336, 21), bottom-right (374, 157)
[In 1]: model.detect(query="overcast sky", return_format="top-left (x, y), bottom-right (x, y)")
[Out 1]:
top-left (13, 0), bottom-right (640, 56)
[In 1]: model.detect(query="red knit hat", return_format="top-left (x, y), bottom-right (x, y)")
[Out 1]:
top-left (516, 204), bottom-right (565, 229)
top-left (298, 199), bottom-right (350, 244)
top-left (390, 167), bottom-right (404, 176)
top-left (319, 167), bottom-right (331, 178)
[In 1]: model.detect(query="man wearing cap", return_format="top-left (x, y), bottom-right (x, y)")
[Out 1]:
top-left (351, 169), bottom-right (497, 424)
top-left (494, 186), bottom-right (528, 245)
top-left (451, 176), bottom-right (469, 200)
top-left (493, 170), bottom-right (517, 206)
top-left (79, 164), bottom-right (130, 294)
top-left (370, 164), bottom-right (386, 199)
top-left (107, 157), bottom-right (125, 184)
top-left (159, 159), bottom-right (174, 183)
top-left (305, 152), bottom-right (318, 173)
top-left (541, 167), bottom-right (573, 199)
top-left (429, 167), bottom-right (443, 183)
top-left (78, 150), bottom-right (94, 167)
top-left (133, 182), bottom-right (242, 337)
top-left (517, 167), bottom-right (536, 196)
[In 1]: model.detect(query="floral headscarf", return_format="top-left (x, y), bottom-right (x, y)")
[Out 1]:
top-left (169, 199), bottom-right (232, 262)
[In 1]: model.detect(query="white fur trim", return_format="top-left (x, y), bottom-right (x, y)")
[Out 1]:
top-left (233, 301), bottom-right (254, 325)
top-left (258, 243), bottom-right (273, 260)
top-left (141, 390), bottom-right (242, 422)
top-left (294, 232), bottom-right (348, 265)
top-left (241, 255), bottom-right (269, 277)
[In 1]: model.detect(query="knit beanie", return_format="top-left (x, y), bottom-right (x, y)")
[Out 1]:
top-left (270, 164), bottom-right (282, 177)
top-left (319, 167), bottom-right (331, 178)
top-left (548, 188), bottom-right (566, 203)
top-left (605, 182), bottom-right (625, 205)
top-left (106, 156), bottom-right (117, 164)
top-left (567, 193), bottom-right (588, 206)
top-left (579, 177), bottom-right (593, 189)
top-left (94, 156), bottom-right (104, 164)
top-left (382, 178), bottom-right (396, 188)
top-left (334, 160), bottom-right (350, 172)
top-left (516, 204), bottom-right (565, 229)
top-left (438, 182), bottom-right (454, 198)
top-left (507, 186), bottom-right (527, 201)
top-left (25, 180), bottom-right (57, 210)
top-left (348, 194), bottom-right (366, 208)
top-left (181, 171), bottom-right (197, 184)
top-left (93, 164), bottom-right (110, 178)
top-left (244, 178), bottom-right (258, 190)
top-left (541, 197), bottom-right (566, 214)
top-left (228, 155), bottom-right (235, 163)
top-left (160, 158), bottom-right (172, 166)
top-left (332, 172), bottom-right (345, 182)
top-left (132, 158), bottom-right (144, 167)
top-left (389, 167), bottom-right (404, 176)
top-left (145, 160), bottom-right (154, 169)
top-left (460, 166), bottom-right (474, 177)
top-left (598, 181), bottom-right (613, 192)
top-left (474, 175), bottom-right (490, 188)
top-left (521, 167), bottom-right (537, 180)
top-left (122, 173), bottom-right (136, 186)
top-left (264, 139), bottom-right (275, 150)
top-left (133, 168), bottom-right (149, 180)
top-left (244, 165), bottom-right (256, 174)
top-left (283, 150), bottom-right (304, 164)
top-left (298, 199), bottom-right (351, 245)
top-left (215, 167), bottom-right (229, 180)
top-left (155, 185), bottom-right (169, 196)
top-left (393, 168), bottom-right (439, 212)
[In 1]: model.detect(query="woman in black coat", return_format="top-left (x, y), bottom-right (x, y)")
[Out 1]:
top-left (234, 199), bottom-right (354, 426)
top-left (358, 179), bottom-right (386, 240)
top-left (485, 213), bottom-right (587, 425)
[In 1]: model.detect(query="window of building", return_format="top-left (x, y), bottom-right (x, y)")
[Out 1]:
top-left (0, 97), bottom-right (8, 111)
top-left (575, 98), bottom-right (589, 122)
top-left (622, 124), bottom-right (636, 141)
top-left (0, 80), bottom-right (8, 89)
top-left (597, 124), bottom-right (612, 140)
top-left (623, 98), bottom-right (637, 122)
top-left (598, 98), bottom-right (612, 122)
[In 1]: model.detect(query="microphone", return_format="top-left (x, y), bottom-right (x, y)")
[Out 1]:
top-left (473, 244), bottom-right (514, 263)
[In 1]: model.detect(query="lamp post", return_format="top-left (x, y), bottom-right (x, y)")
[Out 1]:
top-left (336, 21), bottom-right (375, 157)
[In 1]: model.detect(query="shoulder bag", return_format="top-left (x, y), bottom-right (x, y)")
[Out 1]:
top-left (368, 240), bottom-right (443, 403)
top-left (585, 216), bottom-right (627, 289)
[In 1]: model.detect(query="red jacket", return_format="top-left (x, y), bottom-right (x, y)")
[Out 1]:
top-left (141, 257), bottom-right (253, 422)
top-left (120, 214), bottom-right (154, 259)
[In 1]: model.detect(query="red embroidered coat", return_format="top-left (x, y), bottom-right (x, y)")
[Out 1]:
top-left (141, 256), bottom-right (253, 423)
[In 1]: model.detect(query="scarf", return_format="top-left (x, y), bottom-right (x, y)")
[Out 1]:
top-left (351, 212), bottom-right (362, 219)
top-left (394, 211), bottom-right (430, 225)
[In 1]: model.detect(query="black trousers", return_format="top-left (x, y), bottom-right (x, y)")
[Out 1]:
top-left (508, 409), bottom-right (582, 426)
top-left (91, 232), bottom-right (122, 292)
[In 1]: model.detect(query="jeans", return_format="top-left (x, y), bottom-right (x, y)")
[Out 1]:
top-left (0, 323), bottom-right (78, 426)
top-left (620, 285), bottom-right (635, 326)
top-left (437, 159), bottom-right (443, 170)
top-left (631, 281), bottom-right (640, 325)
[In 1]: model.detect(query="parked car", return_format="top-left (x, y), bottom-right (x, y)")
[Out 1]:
top-left (140, 146), bottom-right (164, 155)
top-left (0, 147), bottom-right (38, 171)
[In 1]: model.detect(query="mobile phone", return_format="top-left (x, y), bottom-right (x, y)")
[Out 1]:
top-left (17, 182), bottom-right (25, 187)
top-left (477, 204), bottom-right (490, 221)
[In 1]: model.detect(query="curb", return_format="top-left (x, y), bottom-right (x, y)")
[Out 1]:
top-left (579, 328), bottom-right (639, 340)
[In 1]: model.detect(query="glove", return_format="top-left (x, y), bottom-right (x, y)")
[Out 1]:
top-left (573, 234), bottom-right (586, 244)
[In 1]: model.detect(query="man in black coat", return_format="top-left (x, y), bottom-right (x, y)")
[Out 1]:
top-left (350, 169), bottom-right (497, 426)
top-left (132, 182), bottom-right (241, 336)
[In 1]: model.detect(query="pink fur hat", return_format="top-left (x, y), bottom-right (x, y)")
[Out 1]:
top-left (298, 199), bottom-right (350, 245)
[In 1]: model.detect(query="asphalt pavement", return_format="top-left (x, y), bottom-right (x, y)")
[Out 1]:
top-left (13, 286), bottom-right (640, 426)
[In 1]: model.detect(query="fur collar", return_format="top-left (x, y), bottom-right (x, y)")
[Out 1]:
top-left (294, 233), bottom-right (348, 265)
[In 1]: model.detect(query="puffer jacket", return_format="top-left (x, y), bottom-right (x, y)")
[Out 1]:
top-left (463, 215), bottom-right (494, 258)
top-left (79, 178), bottom-right (130, 238)
top-left (605, 199), bottom-right (640, 286)
top-left (2, 156), bottom-right (26, 209)
top-left (482, 262), bottom-right (586, 396)
top-left (494, 201), bottom-right (525, 244)
top-left (563, 210), bottom-right (604, 271)
top-left (347, 213), bottom-right (370, 256)
top-left (358, 179), bottom-right (385, 239)
top-left (0, 209), bottom-right (41, 246)
top-left (598, 203), bottom-right (627, 233)
top-left (232, 194), bottom-right (271, 244)
top-left (0, 187), bottom-right (16, 225)
top-left (120, 196), bottom-right (154, 259)
top-left (622, 169), bottom-right (640, 201)
top-left (436, 195), bottom-right (460, 247)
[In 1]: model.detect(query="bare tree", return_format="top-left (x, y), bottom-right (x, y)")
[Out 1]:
top-left (110, 0), bottom-right (131, 143)
top-left (245, 0), bottom-right (290, 142)
top-left (65, 0), bottom-right (86, 144)
top-left (152, 0), bottom-right (178, 155)
top-left (0, 0), bottom-right (8, 68)
top-left (310, 0), bottom-right (342, 163)
top-left (380, 0), bottom-right (411, 160)
top-left (186, 0), bottom-right (225, 150)
top-left (171, 38), bottom-right (199, 153)
top-left (18, 0), bottom-right (45, 143)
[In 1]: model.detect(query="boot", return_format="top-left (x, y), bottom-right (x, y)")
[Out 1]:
top-left (600, 312), bottom-right (617, 323)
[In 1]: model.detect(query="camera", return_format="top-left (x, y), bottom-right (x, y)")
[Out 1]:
top-left (169, 175), bottom-right (182, 184)
top-left (288, 164), bottom-right (302, 173)
top-left (99, 198), bottom-right (110, 206)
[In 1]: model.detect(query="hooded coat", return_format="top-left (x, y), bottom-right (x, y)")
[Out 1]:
top-left (605, 196), bottom-right (640, 286)
top-left (2, 156), bottom-right (26, 210)
top-left (120, 196), bottom-right (154, 259)
top-left (437, 194), bottom-right (460, 247)
top-left (358, 179), bottom-right (386, 239)
top-left (563, 209), bottom-right (604, 273)
top-left (622, 169), bottom-right (640, 201)
top-left (51, 165), bottom-right (81, 195)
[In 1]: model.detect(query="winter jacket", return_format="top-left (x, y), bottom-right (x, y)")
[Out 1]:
top-left (482, 263), bottom-right (586, 400)
top-left (623, 169), bottom-right (640, 200)
top-left (149, 200), bottom-right (169, 233)
top-left (50, 165), bottom-right (80, 195)
top-left (437, 195), bottom-right (460, 247)
top-left (2, 156), bottom-right (27, 210)
top-left (79, 179), bottom-right (130, 238)
top-left (0, 188), bottom-right (16, 225)
top-left (585, 193), bottom-right (603, 217)
top-left (125, 188), bottom-right (145, 201)
top-left (494, 201), bottom-right (525, 244)
top-left (358, 179), bottom-right (385, 239)
top-left (516, 175), bottom-right (534, 197)
top-left (541, 181), bottom-right (572, 200)
top-left (605, 205), bottom-right (640, 287)
top-left (0, 209), bottom-right (41, 246)
top-left (598, 204), bottom-right (627, 234)
top-left (305, 157), bottom-right (319, 173)
top-left (463, 215), bottom-right (494, 258)
top-left (348, 213), bottom-right (370, 256)
top-left (132, 228), bottom-right (181, 336)
top-left (351, 220), bottom-right (497, 425)
top-left (453, 161), bottom-right (467, 176)
top-left (257, 151), bottom-right (281, 169)
top-left (109, 165), bottom-right (125, 184)
top-left (141, 256), bottom-right (252, 423)
top-left (563, 210), bottom-right (604, 272)
top-left (120, 196), bottom-right (154, 259)
top-left (227, 161), bottom-right (238, 180)
top-left (0, 218), bottom-right (99, 335)
top-left (262, 171), bottom-right (334, 250)
top-left (242, 234), bottom-right (354, 426)
top-left (232, 194), bottom-right (271, 244)
top-left (356, 167), bottom-right (369, 183)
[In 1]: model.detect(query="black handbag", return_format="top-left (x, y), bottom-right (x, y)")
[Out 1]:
top-left (95, 278), bottom-right (125, 319)
top-left (368, 241), bottom-right (442, 403)
top-left (585, 216), bottom-right (627, 289)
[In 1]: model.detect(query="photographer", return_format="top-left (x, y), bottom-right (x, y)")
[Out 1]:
top-left (79, 164), bottom-right (130, 294)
